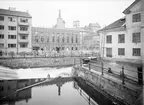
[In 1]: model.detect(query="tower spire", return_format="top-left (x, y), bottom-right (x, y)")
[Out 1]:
top-left (59, 9), bottom-right (61, 18)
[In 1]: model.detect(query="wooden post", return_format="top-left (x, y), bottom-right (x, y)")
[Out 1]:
top-left (80, 57), bottom-right (82, 66)
top-left (89, 63), bottom-right (91, 70)
top-left (122, 66), bottom-right (125, 85)
top-left (101, 62), bottom-right (104, 75)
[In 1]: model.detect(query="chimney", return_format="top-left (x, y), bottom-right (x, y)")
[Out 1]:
top-left (9, 7), bottom-right (16, 11)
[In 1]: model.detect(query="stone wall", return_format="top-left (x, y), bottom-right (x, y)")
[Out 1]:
top-left (72, 66), bottom-right (142, 105)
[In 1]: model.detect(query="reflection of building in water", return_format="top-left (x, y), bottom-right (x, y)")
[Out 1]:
top-left (56, 79), bottom-right (64, 96)
top-left (0, 79), bottom-right (33, 104)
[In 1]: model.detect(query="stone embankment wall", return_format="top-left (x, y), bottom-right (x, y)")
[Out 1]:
top-left (0, 57), bottom-right (80, 69)
top-left (72, 66), bottom-right (142, 105)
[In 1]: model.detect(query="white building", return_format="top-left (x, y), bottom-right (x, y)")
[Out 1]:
top-left (0, 7), bottom-right (32, 56)
top-left (99, 0), bottom-right (143, 63)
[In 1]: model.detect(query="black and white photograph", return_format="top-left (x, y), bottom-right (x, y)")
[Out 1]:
top-left (0, 0), bottom-right (143, 105)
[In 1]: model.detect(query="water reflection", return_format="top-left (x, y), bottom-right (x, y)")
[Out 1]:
top-left (0, 77), bottom-right (121, 105)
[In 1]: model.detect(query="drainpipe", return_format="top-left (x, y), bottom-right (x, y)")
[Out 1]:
top-left (17, 16), bottom-right (18, 54)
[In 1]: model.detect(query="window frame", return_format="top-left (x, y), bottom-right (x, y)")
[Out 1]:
top-left (106, 35), bottom-right (112, 44)
top-left (132, 32), bottom-right (141, 43)
top-left (118, 48), bottom-right (125, 56)
top-left (118, 34), bottom-right (125, 43)
top-left (106, 48), bottom-right (112, 57)
top-left (133, 48), bottom-right (141, 56)
top-left (132, 13), bottom-right (141, 22)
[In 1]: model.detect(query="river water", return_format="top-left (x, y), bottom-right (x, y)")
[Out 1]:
top-left (0, 66), bottom-right (119, 105)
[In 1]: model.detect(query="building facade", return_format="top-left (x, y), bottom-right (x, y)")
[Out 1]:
top-left (99, 0), bottom-right (143, 62)
top-left (32, 10), bottom-right (80, 55)
top-left (78, 23), bottom-right (101, 55)
top-left (32, 27), bottom-right (81, 55)
top-left (0, 7), bottom-right (32, 56)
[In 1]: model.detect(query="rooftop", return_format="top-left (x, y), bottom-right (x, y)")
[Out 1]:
top-left (123, 0), bottom-right (140, 14)
top-left (0, 8), bottom-right (32, 18)
top-left (98, 17), bottom-right (126, 32)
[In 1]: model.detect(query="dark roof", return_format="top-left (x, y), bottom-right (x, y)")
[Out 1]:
top-left (98, 18), bottom-right (125, 32)
top-left (123, 0), bottom-right (140, 14)
top-left (0, 8), bottom-right (32, 18)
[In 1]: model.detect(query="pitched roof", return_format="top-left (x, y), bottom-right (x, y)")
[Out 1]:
top-left (0, 8), bottom-right (32, 18)
top-left (98, 18), bottom-right (125, 32)
top-left (123, 0), bottom-right (140, 14)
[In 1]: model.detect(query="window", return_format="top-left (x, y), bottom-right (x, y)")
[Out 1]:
top-left (8, 35), bottom-right (16, 39)
top-left (57, 36), bottom-right (60, 43)
top-left (67, 36), bottom-right (69, 43)
top-left (8, 44), bottom-right (16, 48)
top-left (133, 48), bottom-right (140, 56)
top-left (20, 18), bottom-right (28, 23)
top-left (118, 34), bottom-right (125, 43)
top-left (20, 43), bottom-right (28, 48)
top-left (0, 34), bottom-right (4, 39)
top-left (71, 36), bottom-right (73, 43)
top-left (62, 47), bottom-right (64, 50)
top-left (20, 27), bottom-right (27, 31)
top-left (71, 47), bottom-right (73, 50)
top-left (106, 48), bottom-right (112, 57)
top-left (0, 43), bottom-right (4, 48)
top-left (132, 32), bottom-right (141, 43)
top-left (76, 37), bottom-right (78, 43)
top-left (35, 36), bottom-right (38, 42)
top-left (0, 25), bottom-right (4, 30)
top-left (132, 13), bottom-right (141, 22)
top-left (20, 35), bottom-right (27, 39)
top-left (118, 48), bottom-right (125, 55)
top-left (8, 26), bottom-right (16, 30)
top-left (41, 37), bottom-right (44, 42)
top-left (106, 35), bottom-right (112, 43)
top-left (0, 16), bottom-right (4, 21)
top-left (62, 37), bottom-right (65, 43)
top-left (76, 47), bottom-right (78, 50)
top-left (47, 37), bottom-right (49, 42)
top-left (52, 36), bottom-right (55, 42)
top-left (8, 17), bottom-right (16, 22)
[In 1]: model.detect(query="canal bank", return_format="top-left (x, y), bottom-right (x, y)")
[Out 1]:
top-left (0, 57), bottom-right (80, 69)
top-left (72, 66), bottom-right (143, 105)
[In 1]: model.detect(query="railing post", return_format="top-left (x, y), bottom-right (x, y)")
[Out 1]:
top-left (89, 63), bottom-right (91, 70)
top-left (101, 62), bottom-right (104, 75)
top-left (122, 66), bottom-right (125, 85)
top-left (80, 57), bottom-right (82, 66)
top-left (73, 57), bottom-right (75, 66)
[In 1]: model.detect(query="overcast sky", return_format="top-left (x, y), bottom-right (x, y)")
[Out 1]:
top-left (0, 0), bottom-right (134, 28)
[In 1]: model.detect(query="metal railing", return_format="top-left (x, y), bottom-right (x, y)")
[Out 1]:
top-left (80, 59), bottom-right (143, 85)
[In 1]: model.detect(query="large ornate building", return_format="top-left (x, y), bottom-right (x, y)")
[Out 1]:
top-left (32, 10), bottom-right (81, 55)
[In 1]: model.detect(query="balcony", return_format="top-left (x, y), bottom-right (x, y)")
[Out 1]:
top-left (18, 38), bottom-right (29, 43)
top-left (18, 30), bottom-right (29, 35)
top-left (19, 21), bottom-right (29, 26)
